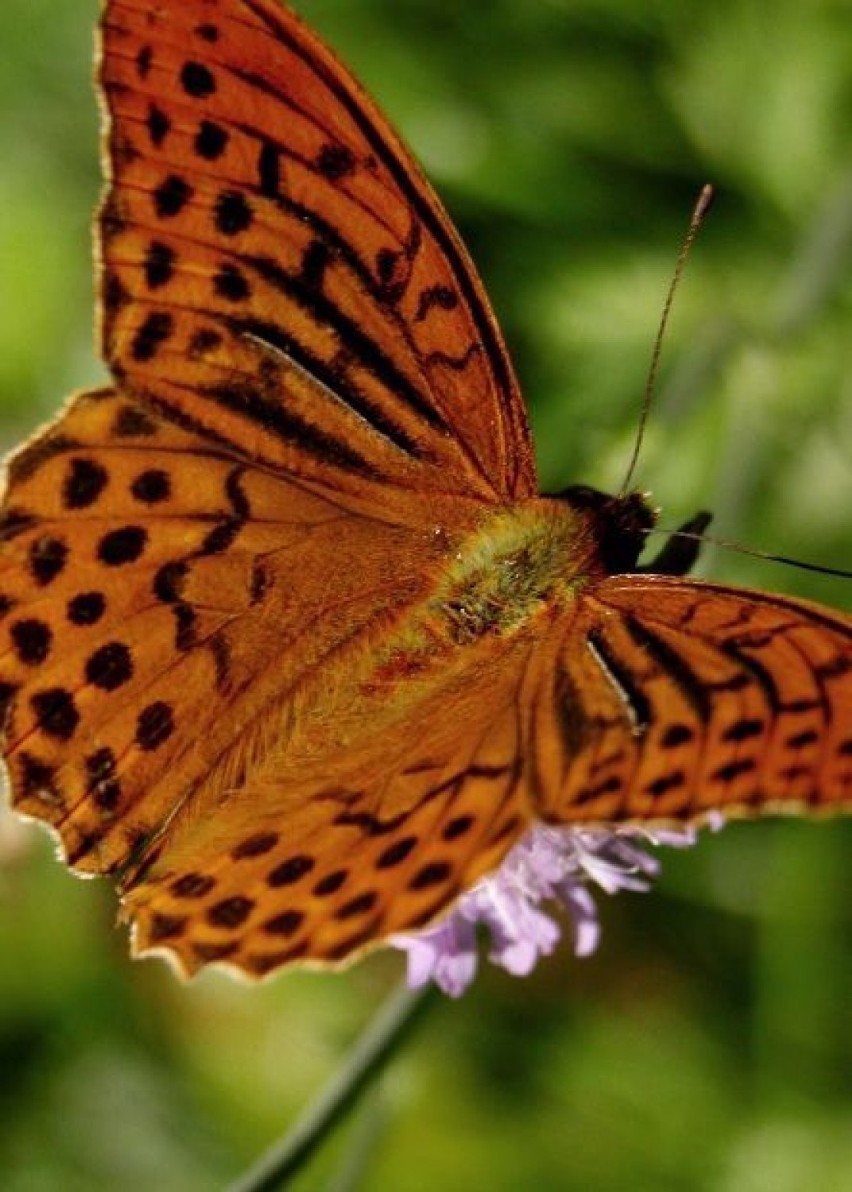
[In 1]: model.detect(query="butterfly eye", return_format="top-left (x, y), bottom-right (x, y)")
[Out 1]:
top-left (556, 486), bottom-right (657, 574)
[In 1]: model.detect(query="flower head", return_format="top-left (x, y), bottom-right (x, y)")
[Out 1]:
top-left (392, 817), bottom-right (721, 997)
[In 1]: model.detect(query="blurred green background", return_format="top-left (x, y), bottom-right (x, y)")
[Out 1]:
top-left (1, 0), bottom-right (852, 1188)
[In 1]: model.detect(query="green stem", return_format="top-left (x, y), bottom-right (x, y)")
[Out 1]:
top-left (322, 1085), bottom-right (390, 1192)
top-left (225, 980), bottom-right (437, 1192)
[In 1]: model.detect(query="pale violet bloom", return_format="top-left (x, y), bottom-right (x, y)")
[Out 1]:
top-left (392, 817), bottom-right (723, 997)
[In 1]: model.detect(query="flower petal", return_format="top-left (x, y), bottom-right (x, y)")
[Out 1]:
top-left (392, 817), bottom-right (717, 995)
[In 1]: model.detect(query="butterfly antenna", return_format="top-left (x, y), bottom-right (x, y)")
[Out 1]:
top-left (647, 525), bottom-right (852, 580)
top-left (620, 184), bottom-right (716, 497)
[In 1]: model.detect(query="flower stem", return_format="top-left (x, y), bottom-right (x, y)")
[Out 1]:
top-left (322, 1084), bottom-right (389, 1192)
top-left (225, 981), bottom-right (437, 1192)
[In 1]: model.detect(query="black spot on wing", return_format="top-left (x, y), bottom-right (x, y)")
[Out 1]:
top-left (154, 175), bottom-right (192, 219)
top-left (146, 103), bottom-right (170, 147)
top-left (181, 61), bottom-right (216, 99)
top-left (195, 120), bottom-right (229, 161)
top-left (11, 619), bottom-right (52, 666)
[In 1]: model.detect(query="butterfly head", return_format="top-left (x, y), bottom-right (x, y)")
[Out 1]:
top-left (555, 484), bottom-right (657, 576)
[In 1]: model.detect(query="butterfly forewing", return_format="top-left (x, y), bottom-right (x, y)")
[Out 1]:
top-left (99, 0), bottom-right (536, 504)
top-left (532, 578), bottom-right (852, 825)
top-left (0, 390), bottom-right (485, 885)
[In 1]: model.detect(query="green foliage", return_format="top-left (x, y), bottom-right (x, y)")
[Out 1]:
top-left (0, 1), bottom-right (850, 1188)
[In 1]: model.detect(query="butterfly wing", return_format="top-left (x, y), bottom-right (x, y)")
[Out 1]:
top-left (119, 571), bottom-right (852, 976)
top-left (0, 392), bottom-right (482, 869)
top-left (8, 0), bottom-right (850, 985)
top-left (6, 398), bottom-right (849, 980)
top-left (99, 0), bottom-right (536, 505)
top-left (526, 576), bottom-right (852, 824)
top-left (121, 612), bottom-right (536, 977)
top-left (0, 390), bottom-right (537, 973)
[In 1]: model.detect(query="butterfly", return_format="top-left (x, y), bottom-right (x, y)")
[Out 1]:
top-left (1, 0), bottom-right (849, 981)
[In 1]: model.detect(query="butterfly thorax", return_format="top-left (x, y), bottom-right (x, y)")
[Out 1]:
top-left (430, 488), bottom-right (656, 648)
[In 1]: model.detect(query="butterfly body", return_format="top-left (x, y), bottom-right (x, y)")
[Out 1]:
top-left (1, 0), bottom-right (850, 978)
top-left (430, 495), bottom-right (627, 643)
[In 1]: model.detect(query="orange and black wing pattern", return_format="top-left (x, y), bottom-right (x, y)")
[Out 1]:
top-left (99, 0), bottom-right (536, 504)
top-left (525, 577), bottom-right (852, 825)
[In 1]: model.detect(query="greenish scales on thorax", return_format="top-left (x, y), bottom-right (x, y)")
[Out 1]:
top-left (432, 500), bottom-right (596, 646)
top-left (359, 487), bottom-right (657, 709)
top-left (281, 489), bottom-right (657, 774)
top-left (431, 488), bottom-right (657, 647)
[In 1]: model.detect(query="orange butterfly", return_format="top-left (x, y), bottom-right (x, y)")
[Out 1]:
top-left (1, 0), bottom-right (849, 982)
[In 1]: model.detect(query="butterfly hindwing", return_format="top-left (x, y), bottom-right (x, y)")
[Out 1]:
top-left (122, 626), bottom-right (536, 976)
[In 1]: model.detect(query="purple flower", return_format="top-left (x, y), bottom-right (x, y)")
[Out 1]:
top-left (391, 816), bottom-right (723, 997)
